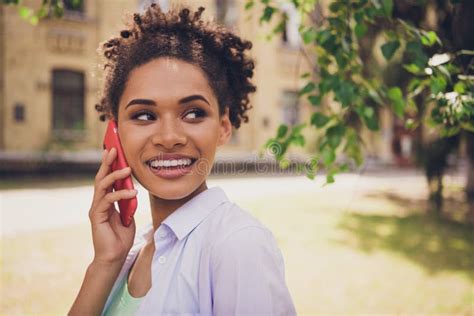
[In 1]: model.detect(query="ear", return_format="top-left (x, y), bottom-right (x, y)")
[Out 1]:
top-left (218, 108), bottom-right (232, 147)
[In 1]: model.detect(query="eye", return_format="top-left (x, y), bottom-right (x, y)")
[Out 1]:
top-left (132, 111), bottom-right (155, 121)
top-left (184, 108), bottom-right (207, 120)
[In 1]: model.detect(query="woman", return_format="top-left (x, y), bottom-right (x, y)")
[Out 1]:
top-left (69, 4), bottom-right (295, 315)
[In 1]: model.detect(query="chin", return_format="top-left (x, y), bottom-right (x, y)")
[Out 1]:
top-left (146, 178), bottom-right (205, 201)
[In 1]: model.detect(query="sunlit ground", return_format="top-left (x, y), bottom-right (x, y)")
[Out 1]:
top-left (1, 170), bottom-right (473, 315)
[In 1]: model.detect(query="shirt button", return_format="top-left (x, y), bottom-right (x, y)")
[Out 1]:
top-left (158, 256), bottom-right (166, 264)
top-left (158, 230), bottom-right (167, 238)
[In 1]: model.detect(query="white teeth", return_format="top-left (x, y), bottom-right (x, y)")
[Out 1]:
top-left (149, 158), bottom-right (193, 168)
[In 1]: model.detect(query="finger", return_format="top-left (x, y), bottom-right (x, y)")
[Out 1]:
top-left (95, 148), bottom-right (117, 183)
top-left (91, 189), bottom-right (138, 219)
top-left (96, 167), bottom-right (132, 193)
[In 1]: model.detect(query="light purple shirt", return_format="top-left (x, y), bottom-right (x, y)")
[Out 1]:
top-left (102, 186), bottom-right (296, 316)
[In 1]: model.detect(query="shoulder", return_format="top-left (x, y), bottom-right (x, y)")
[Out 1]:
top-left (205, 202), bottom-right (283, 270)
top-left (205, 203), bottom-right (296, 315)
top-left (209, 201), bottom-right (266, 232)
top-left (207, 201), bottom-right (275, 246)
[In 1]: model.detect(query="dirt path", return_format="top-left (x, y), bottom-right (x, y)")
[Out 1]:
top-left (1, 168), bottom-right (465, 237)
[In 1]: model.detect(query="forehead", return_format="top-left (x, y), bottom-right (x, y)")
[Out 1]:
top-left (120, 57), bottom-right (216, 105)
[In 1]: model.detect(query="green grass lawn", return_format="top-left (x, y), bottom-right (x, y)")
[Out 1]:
top-left (2, 188), bottom-right (473, 315)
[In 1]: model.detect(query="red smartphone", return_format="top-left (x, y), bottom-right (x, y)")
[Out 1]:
top-left (103, 120), bottom-right (137, 227)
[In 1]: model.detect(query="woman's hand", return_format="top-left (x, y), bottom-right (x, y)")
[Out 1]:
top-left (89, 148), bottom-right (137, 265)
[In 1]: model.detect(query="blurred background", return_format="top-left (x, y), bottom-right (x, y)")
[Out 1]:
top-left (1, 0), bottom-right (473, 315)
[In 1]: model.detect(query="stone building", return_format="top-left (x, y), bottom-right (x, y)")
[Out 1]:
top-left (0, 0), bottom-right (396, 165)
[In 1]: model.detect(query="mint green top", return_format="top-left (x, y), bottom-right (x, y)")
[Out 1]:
top-left (103, 274), bottom-right (144, 316)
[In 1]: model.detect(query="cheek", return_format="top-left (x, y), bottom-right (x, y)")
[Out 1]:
top-left (185, 122), bottom-right (220, 149)
top-left (119, 128), bottom-right (148, 163)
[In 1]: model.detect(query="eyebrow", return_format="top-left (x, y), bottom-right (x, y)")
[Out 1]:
top-left (125, 94), bottom-right (210, 109)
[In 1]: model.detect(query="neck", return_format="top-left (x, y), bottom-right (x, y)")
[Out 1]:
top-left (148, 181), bottom-right (208, 231)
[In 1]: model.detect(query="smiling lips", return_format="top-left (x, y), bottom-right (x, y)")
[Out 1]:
top-left (146, 154), bottom-right (197, 179)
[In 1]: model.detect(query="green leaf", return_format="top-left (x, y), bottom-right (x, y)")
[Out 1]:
top-left (364, 106), bottom-right (374, 118)
top-left (335, 81), bottom-right (355, 107)
top-left (18, 6), bottom-right (33, 20)
top-left (339, 163), bottom-right (349, 172)
top-left (29, 14), bottom-right (39, 25)
top-left (326, 124), bottom-right (346, 148)
top-left (322, 146), bottom-right (336, 165)
top-left (291, 123), bottom-right (307, 135)
top-left (367, 87), bottom-right (383, 105)
top-left (291, 134), bottom-right (305, 147)
top-left (260, 6), bottom-right (275, 24)
top-left (354, 11), bottom-right (364, 24)
top-left (279, 158), bottom-right (290, 169)
top-left (381, 0), bottom-right (393, 17)
top-left (308, 94), bottom-right (322, 106)
top-left (345, 129), bottom-right (364, 166)
top-left (53, 3), bottom-right (64, 18)
top-left (440, 126), bottom-right (461, 137)
top-left (272, 20), bottom-right (286, 35)
top-left (381, 40), bottom-right (400, 61)
top-left (302, 27), bottom-right (317, 45)
top-left (406, 40), bottom-right (422, 52)
top-left (299, 81), bottom-right (316, 96)
top-left (335, 51), bottom-right (348, 68)
top-left (276, 124), bottom-right (288, 138)
top-left (388, 87), bottom-right (405, 118)
top-left (437, 65), bottom-right (451, 81)
top-left (454, 82), bottom-right (466, 94)
top-left (37, 5), bottom-right (48, 18)
top-left (403, 63), bottom-right (422, 74)
top-left (407, 78), bottom-right (421, 92)
top-left (245, 0), bottom-right (254, 10)
top-left (311, 112), bottom-right (330, 128)
top-left (316, 30), bottom-right (331, 45)
top-left (430, 76), bottom-right (447, 95)
top-left (421, 31), bottom-right (439, 47)
top-left (361, 107), bottom-right (379, 130)
top-left (355, 23), bottom-right (368, 39)
top-left (329, 2), bottom-right (341, 13)
top-left (326, 173), bottom-right (335, 184)
top-left (364, 6), bottom-right (377, 20)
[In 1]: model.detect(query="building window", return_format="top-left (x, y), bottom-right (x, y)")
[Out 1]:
top-left (281, 91), bottom-right (299, 126)
top-left (14, 103), bottom-right (25, 123)
top-left (52, 69), bottom-right (85, 131)
top-left (280, 2), bottom-right (300, 49)
top-left (215, 0), bottom-right (238, 27)
top-left (64, 0), bottom-right (84, 12)
top-left (62, 0), bottom-right (85, 19)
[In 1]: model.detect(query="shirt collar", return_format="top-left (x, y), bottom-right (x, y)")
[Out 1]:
top-left (161, 186), bottom-right (228, 241)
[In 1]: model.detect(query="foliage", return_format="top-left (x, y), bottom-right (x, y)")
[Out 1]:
top-left (1, 0), bottom-right (81, 24)
top-left (247, 0), bottom-right (474, 183)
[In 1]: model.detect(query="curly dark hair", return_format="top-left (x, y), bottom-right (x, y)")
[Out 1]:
top-left (95, 4), bottom-right (256, 129)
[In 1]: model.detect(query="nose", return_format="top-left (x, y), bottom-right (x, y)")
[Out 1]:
top-left (150, 116), bottom-right (187, 150)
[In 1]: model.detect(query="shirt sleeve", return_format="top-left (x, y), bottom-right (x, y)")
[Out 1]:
top-left (210, 226), bottom-right (296, 316)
